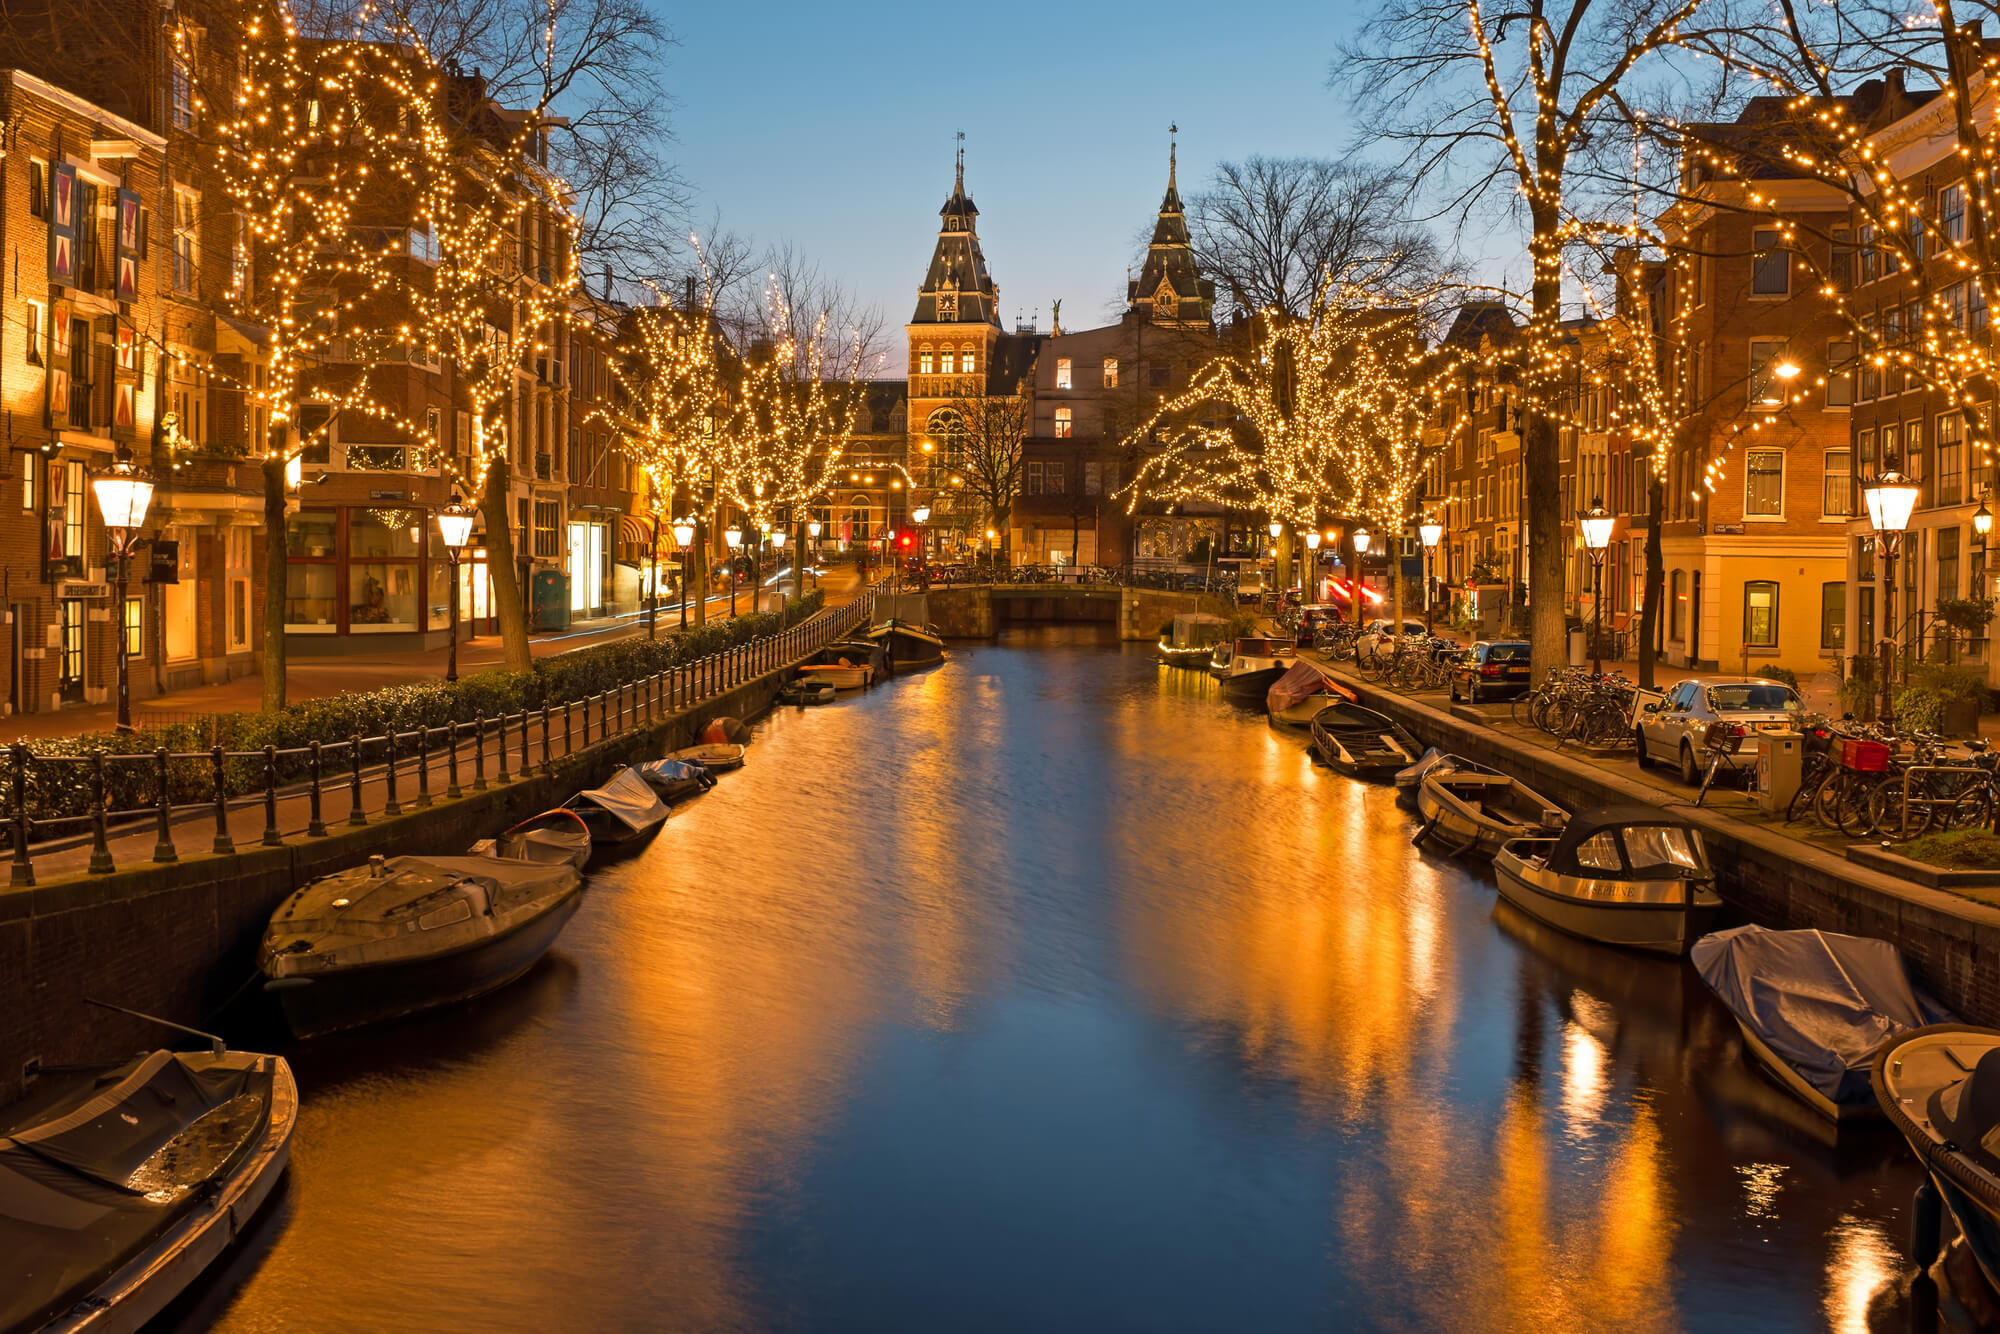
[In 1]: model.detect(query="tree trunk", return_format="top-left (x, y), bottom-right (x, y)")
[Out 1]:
top-left (1638, 471), bottom-right (1665, 691)
top-left (1392, 542), bottom-right (1404, 637)
top-left (1526, 209), bottom-right (1568, 685)
top-left (260, 450), bottom-right (289, 711)
top-left (478, 463), bottom-right (532, 671)
top-left (1275, 529), bottom-right (1294, 600)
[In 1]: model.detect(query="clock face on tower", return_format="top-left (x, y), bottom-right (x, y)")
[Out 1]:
top-left (1155, 282), bottom-right (1177, 317)
top-left (937, 291), bottom-right (958, 321)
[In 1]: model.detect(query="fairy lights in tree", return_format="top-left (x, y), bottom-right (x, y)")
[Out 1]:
top-left (734, 274), bottom-right (874, 537)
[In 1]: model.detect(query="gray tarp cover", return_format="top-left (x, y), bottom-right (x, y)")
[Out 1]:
top-left (1266, 660), bottom-right (1335, 713)
top-left (570, 767), bottom-right (668, 835)
top-left (1692, 924), bottom-right (1952, 1105)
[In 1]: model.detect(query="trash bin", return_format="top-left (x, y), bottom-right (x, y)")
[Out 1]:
top-left (1567, 628), bottom-right (1586, 667)
top-left (531, 569), bottom-right (571, 632)
top-left (1756, 731), bottom-right (1803, 814)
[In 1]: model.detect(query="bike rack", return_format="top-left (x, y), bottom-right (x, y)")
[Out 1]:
top-left (1897, 763), bottom-right (1986, 839)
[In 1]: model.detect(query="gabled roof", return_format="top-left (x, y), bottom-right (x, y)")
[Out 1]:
top-left (1129, 132), bottom-right (1215, 329)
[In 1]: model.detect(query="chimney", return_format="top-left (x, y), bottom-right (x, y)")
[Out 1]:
top-left (685, 274), bottom-right (696, 311)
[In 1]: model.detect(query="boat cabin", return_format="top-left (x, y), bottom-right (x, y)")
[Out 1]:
top-left (1538, 807), bottom-right (1711, 879)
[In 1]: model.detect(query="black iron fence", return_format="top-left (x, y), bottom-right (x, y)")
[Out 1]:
top-left (5, 600), bottom-right (871, 885)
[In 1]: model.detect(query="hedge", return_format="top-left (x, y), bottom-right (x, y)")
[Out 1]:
top-left (14, 589), bottom-right (827, 824)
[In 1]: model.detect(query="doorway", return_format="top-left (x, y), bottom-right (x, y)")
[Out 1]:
top-left (57, 599), bottom-right (84, 702)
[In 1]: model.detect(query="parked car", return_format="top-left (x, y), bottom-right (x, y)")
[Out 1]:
top-left (1353, 618), bottom-right (1429, 663)
top-left (1448, 640), bottom-right (1533, 704)
top-left (1636, 677), bottom-right (1804, 784)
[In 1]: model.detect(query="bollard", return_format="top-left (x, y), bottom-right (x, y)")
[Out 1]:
top-left (446, 722), bottom-right (463, 800)
top-left (497, 713), bottom-right (512, 784)
top-left (541, 705), bottom-right (553, 775)
top-left (212, 745), bottom-right (236, 853)
top-left (416, 726), bottom-right (433, 808)
top-left (87, 750), bottom-right (114, 875)
top-left (348, 735), bottom-right (367, 826)
top-left (473, 712), bottom-right (489, 791)
top-left (152, 747), bottom-right (177, 863)
top-left (308, 740), bottom-right (328, 837)
top-left (9, 745), bottom-right (30, 887)
top-left (383, 731), bottom-right (402, 817)
top-left (262, 745), bottom-right (282, 846)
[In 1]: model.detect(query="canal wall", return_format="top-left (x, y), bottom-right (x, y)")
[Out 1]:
top-left (1337, 673), bottom-right (2000, 1025)
top-left (0, 661), bottom-right (799, 1108)
top-left (926, 585), bottom-right (1231, 641)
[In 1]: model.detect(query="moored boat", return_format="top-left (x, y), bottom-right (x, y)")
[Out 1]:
top-left (1265, 660), bottom-right (1354, 726)
top-left (1307, 700), bottom-right (1420, 778)
top-left (468, 808), bottom-right (592, 870)
top-left (670, 743), bottom-right (745, 771)
top-left (563, 767), bottom-right (671, 844)
top-left (779, 677), bottom-right (838, 706)
top-left (1693, 924), bottom-right (1948, 1123)
top-left (261, 854), bottom-right (585, 1037)
top-left (866, 618), bottom-right (946, 670)
top-left (1215, 637), bottom-right (1295, 700)
top-left (0, 1047), bottom-right (296, 1334)
top-left (1158, 613), bottom-right (1226, 669)
top-left (1393, 748), bottom-right (1495, 810)
top-left (1874, 1024), bottom-right (2000, 1292)
top-left (798, 642), bottom-right (875, 688)
top-left (1415, 770), bottom-right (1567, 859)
top-left (636, 757), bottom-right (718, 803)
top-left (1492, 806), bottom-right (1721, 956)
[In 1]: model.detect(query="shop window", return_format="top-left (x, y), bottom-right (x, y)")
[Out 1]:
top-left (1743, 581), bottom-right (1778, 647)
top-left (1821, 582), bottom-right (1845, 650)
top-left (286, 565), bottom-right (338, 630)
top-left (348, 510), bottom-right (420, 631)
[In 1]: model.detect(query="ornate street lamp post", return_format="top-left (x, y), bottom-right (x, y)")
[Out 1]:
top-left (771, 528), bottom-right (788, 615)
top-left (1303, 530), bottom-right (1321, 604)
top-left (1863, 466), bottom-right (1921, 725)
top-left (1578, 499), bottom-right (1615, 677)
top-left (91, 448), bottom-right (156, 731)
top-left (1352, 527), bottom-right (1372, 627)
top-left (1419, 518), bottom-right (1444, 636)
top-left (435, 502), bottom-right (476, 682)
top-left (724, 526), bottom-right (743, 618)
top-left (1976, 494), bottom-right (1992, 595)
top-left (807, 518), bottom-right (822, 590)
top-left (672, 518), bottom-right (695, 629)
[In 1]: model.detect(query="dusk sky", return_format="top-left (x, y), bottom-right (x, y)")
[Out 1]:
top-left (664, 2), bottom-right (1384, 373)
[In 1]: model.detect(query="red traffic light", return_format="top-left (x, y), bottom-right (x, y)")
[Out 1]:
top-left (898, 531), bottom-right (915, 549)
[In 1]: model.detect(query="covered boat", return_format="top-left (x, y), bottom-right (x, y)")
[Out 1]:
top-left (262, 853), bottom-right (586, 1037)
top-left (1215, 637), bottom-right (1295, 700)
top-left (636, 757), bottom-right (718, 804)
top-left (1874, 1025), bottom-right (2000, 1293)
top-left (1416, 770), bottom-right (1568, 859)
top-left (563, 767), bottom-right (671, 844)
top-left (1693, 925), bottom-right (1948, 1122)
top-left (779, 677), bottom-right (838, 706)
top-left (468, 808), bottom-right (591, 870)
top-left (670, 743), bottom-right (745, 771)
top-left (699, 716), bottom-right (750, 746)
top-left (0, 1047), bottom-right (296, 1334)
top-left (1158, 613), bottom-right (1226, 669)
top-left (866, 619), bottom-right (946, 670)
top-left (798, 641), bottom-right (877, 688)
top-left (1265, 660), bottom-right (1355, 726)
top-left (1307, 700), bottom-right (1420, 778)
top-left (1393, 748), bottom-right (1495, 810)
top-left (1492, 806), bottom-right (1721, 956)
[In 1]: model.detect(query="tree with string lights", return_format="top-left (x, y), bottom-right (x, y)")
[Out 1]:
top-left (943, 390), bottom-right (1032, 571)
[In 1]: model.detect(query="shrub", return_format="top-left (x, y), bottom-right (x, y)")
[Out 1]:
top-left (1759, 665), bottom-right (1800, 693)
top-left (1910, 661), bottom-right (1989, 711)
top-left (1894, 686), bottom-right (1948, 734)
top-left (1904, 829), bottom-right (2000, 870)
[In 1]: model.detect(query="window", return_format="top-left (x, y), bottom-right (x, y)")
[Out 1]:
top-left (27, 159), bottom-right (45, 219)
top-left (917, 349), bottom-right (933, 375)
top-left (172, 187), bottom-right (198, 294)
top-left (124, 597), bottom-right (144, 658)
top-left (24, 302), bottom-right (40, 366)
top-left (1025, 461), bottom-right (1044, 495)
top-left (1826, 341), bottom-right (1852, 407)
top-left (1831, 228), bottom-right (1853, 292)
top-left (1859, 225), bottom-right (1878, 283)
top-left (1743, 580), bottom-right (1779, 647)
top-left (1670, 570), bottom-right (1686, 639)
top-left (298, 403), bottom-right (332, 465)
top-left (962, 349), bottom-right (976, 375)
top-left (1977, 284), bottom-right (1990, 332)
top-left (171, 47), bottom-right (195, 130)
top-left (1749, 339), bottom-right (1788, 408)
top-left (1054, 406), bottom-right (1073, 438)
top-left (940, 351), bottom-right (955, 375)
top-left (1947, 283), bottom-right (1969, 331)
top-left (1746, 450), bottom-right (1784, 516)
top-left (1859, 316), bottom-right (1880, 400)
top-left (63, 460), bottom-right (85, 558)
top-left (1085, 461), bottom-right (1102, 495)
top-left (1943, 184), bottom-right (1967, 243)
top-left (534, 500), bottom-right (562, 558)
top-left (1939, 526), bottom-right (1961, 600)
top-left (1752, 230), bottom-right (1788, 295)
top-left (1881, 422), bottom-right (1901, 471)
top-left (1823, 449), bottom-right (1853, 517)
top-left (1047, 461), bottom-right (1065, 494)
top-left (1821, 582), bottom-right (1846, 650)
top-left (1055, 357), bottom-right (1072, 390)
top-left (1103, 357), bottom-right (1119, 388)
top-left (231, 213), bottom-right (250, 293)
top-left (21, 450), bottom-right (35, 512)
top-left (1940, 412), bottom-right (1964, 505)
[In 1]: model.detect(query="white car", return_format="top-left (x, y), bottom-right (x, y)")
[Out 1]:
top-left (1354, 618), bottom-right (1429, 664)
top-left (1636, 677), bottom-right (1803, 784)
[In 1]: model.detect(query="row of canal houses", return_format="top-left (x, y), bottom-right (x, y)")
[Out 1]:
top-left (1428, 63), bottom-right (2000, 688)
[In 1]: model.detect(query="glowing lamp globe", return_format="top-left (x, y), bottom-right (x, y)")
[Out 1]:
top-left (672, 519), bottom-right (695, 547)
top-left (1303, 532), bottom-right (1321, 551)
top-left (724, 528), bottom-right (743, 549)
top-left (92, 463), bottom-right (153, 533)
top-left (808, 520), bottom-right (822, 539)
top-left (1419, 520), bottom-right (1443, 550)
top-left (1578, 500), bottom-right (1615, 552)
top-left (1977, 498), bottom-right (1994, 539)
top-left (1267, 520), bottom-right (1283, 538)
top-left (771, 530), bottom-right (786, 549)
top-left (1862, 470), bottom-right (1919, 535)
top-left (912, 505), bottom-right (931, 524)
top-left (435, 507), bottom-right (476, 551)
top-left (1353, 528), bottom-right (1372, 556)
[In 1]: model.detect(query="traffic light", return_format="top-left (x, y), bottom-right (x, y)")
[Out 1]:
top-left (898, 531), bottom-right (915, 550)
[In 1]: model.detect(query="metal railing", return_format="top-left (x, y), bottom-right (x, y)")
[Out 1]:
top-left (917, 563), bottom-right (1240, 595)
top-left (4, 600), bottom-right (870, 885)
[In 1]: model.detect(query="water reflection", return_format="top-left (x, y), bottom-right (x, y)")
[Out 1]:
top-left (178, 632), bottom-right (1926, 1333)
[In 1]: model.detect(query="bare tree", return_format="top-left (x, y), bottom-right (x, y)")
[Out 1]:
top-left (945, 391), bottom-right (1031, 567)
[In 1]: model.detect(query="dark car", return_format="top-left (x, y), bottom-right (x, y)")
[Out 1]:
top-left (1449, 640), bottom-right (1532, 704)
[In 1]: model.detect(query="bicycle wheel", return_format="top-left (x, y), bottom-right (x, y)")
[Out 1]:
top-left (1510, 692), bottom-right (1540, 729)
top-left (1867, 780), bottom-right (1926, 839)
top-left (1836, 777), bottom-right (1886, 838)
top-left (1948, 786), bottom-right (1995, 832)
top-left (1787, 764), bottom-right (1831, 823)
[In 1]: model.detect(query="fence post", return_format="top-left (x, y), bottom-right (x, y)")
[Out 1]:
top-left (212, 745), bottom-right (236, 853)
top-left (383, 730), bottom-right (403, 817)
top-left (416, 727), bottom-right (433, 808)
top-left (9, 745), bottom-right (31, 887)
top-left (348, 736), bottom-right (367, 826)
top-left (599, 691), bottom-right (609, 740)
top-left (262, 745), bottom-right (282, 846)
top-left (541, 705), bottom-right (553, 775)
top-left (308, 740), bottom-right (328, 837)
top-left (152, 747), bottom-right (177, 863)
top-left (565, 700), bottom-right (574, 756)
top-left (474, 712), bottom-right (489, 790)
top-left (88, 750), bottom-right (114, 875)
top-left (519, 709), bottom-right (530, 776)
top-left (446, 723), bottom-right (463, 800)
top-left (497, 712), bottom-right (512, 784)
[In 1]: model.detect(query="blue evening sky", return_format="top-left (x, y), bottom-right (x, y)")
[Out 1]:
top-left (663, 1), bottom-right (1469, 374)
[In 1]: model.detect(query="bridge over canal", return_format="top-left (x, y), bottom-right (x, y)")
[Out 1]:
top-left (884, 583), bottom-right (1234, 641)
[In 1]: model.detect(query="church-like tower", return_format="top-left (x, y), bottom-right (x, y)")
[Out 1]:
top-left (1128, 129), bottom-right (1215, 329)
top-left (907, 142), bottom-right (1008, 437)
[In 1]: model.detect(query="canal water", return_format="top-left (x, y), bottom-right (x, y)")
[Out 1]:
top-left (168, 628), bottom-right (1931, 1333)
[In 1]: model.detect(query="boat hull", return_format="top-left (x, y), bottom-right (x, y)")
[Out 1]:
top-left (273, 889), bottom-right (583, 1038)
top-left (1732, 1018), bottom-right (1881, 1123)
top-left (1417, 785), bottom-right (1512, 858)
top-left (1492, 854), bottom-right (1716, 956)
top-left (1157, 643), bottom-right (1213, 669)
top-left (1874, 1026), bottom-right (2000, 1294)
top-left (798, 664), bottom-right (871, 688)
top-left (1219, 664), bottom-right (1287, 699)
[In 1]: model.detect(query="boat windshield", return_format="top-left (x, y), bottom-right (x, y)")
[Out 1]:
top-left (1574, 832), bottom-right (1624, 871)
top-left (1237, 638), bottom-right (1276, 656)
top-left (1707, 684), bottom-right (1800, 712)
top-left (1622, 825), bottom-right (1709, 874)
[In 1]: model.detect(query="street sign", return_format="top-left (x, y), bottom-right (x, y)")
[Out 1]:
top-left (149, 541), bottom-right (179, 584)
top-left (58, 581), bottom-right (109, 600)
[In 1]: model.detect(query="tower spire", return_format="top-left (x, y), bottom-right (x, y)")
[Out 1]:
top-left (955, 130), bottom-right (965, 195)
top-left (1169, 122), bottom-right (1177, 192)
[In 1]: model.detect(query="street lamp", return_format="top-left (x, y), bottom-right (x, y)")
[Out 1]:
top-left (91, 448), bottom-right (155, 731)
top-left (806, 518), bottom-right (822, 590)
top-left (1352, 527), bottom-right (1372, 627)
top-left (671, 518), bottom-right (695, 628)
top-left (724, 526), bottom-right (743, 618)
top-left (1977, 493), bottom-right (1993, 608)
top-left (1863, 465), bottom-right (1921, 724)
top-left (435, 502), bottom-right (476, 682)
top-left (1419, 518), bottom-right (1444, 635)
top-left (1578, 499), bottom-right (1614, 676)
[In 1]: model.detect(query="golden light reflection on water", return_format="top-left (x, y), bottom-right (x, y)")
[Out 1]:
top-left (1824, 1216), bottom-right (1897, 1334)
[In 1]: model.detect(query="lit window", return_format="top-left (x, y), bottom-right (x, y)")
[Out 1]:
top-left (918, 349), bottom-right (934, 375)
top-left (1821, 583), bottom-right (1845, 650)
top-left (940, 351), bottom-right (955, 374)
top-left (173, 186), bottom-right (199, 294)
top-left (1748, 339), bottom-right (1788, 408)
top-left (1823, 449), bottom-right (1852, 517)
top-left (1055, 357), bottom-right (1072, 390)
top-left (1743, 581), bottom-right (1778, 647)
top-left (1746, 450), bottom-right (1784, 516)
top-left (171, 51), bottom-right (195, 131)
top-left (962, 349), bottom-right (976, 374)
top-left (124, 598), bottom-right (144, 658)
top-left (24, 302), bottom-right (40, 366)
top-left (1103, 357), bottom-right (1118, 388)
top-left (20, 450), bottom-right (34, 512)
top-left (1054, 407), bottom-right (1072, 438)
top-left (1751, 230), bottom-right (1788, 295)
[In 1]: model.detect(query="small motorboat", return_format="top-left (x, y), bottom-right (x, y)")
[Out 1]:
top-left (564, 767), bottom-right (671, 844)
top-left (469, 808), bottom-right (592, 870)
top-left (866, 618), bottom-right (946, 670)
top-left (637, 757), bottom-right (718, 803)
top-left (0, 1047), bottom-right (296, 1334)
top-left (1215, 637), bottom-right (1296, 700)
top-left (1307, 700), bottom-right (1420, 778)
top-left (671, 743), bottom-right (745, 771)
top-left (1265, 660), bottom-right (1355, 726)
top-left (1393, 748), bottom-right (1496, 810)
top-left (798, 645), bottom-right (874, 689)
top-left (700, 716), bottom-right (750, 746)
top-left (262, 854), bottom-right (586, 1037)
top-left (1875, 1025), bottom-right (2000, 1293)
top-left (1493, 806), bottom-right (1722, 956)
top-left (1416, 770), bottom-right (1567, 859)
top-left (779, 677), bottom-right (838, 706)
top-left (1695, 925), bottom-right (1950, 1123)
top-left (1158, 613), bottom-right (1226, 669)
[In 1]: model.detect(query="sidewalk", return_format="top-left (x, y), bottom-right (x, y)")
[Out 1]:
top-left (1, 564), bottom-right (866, 743)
